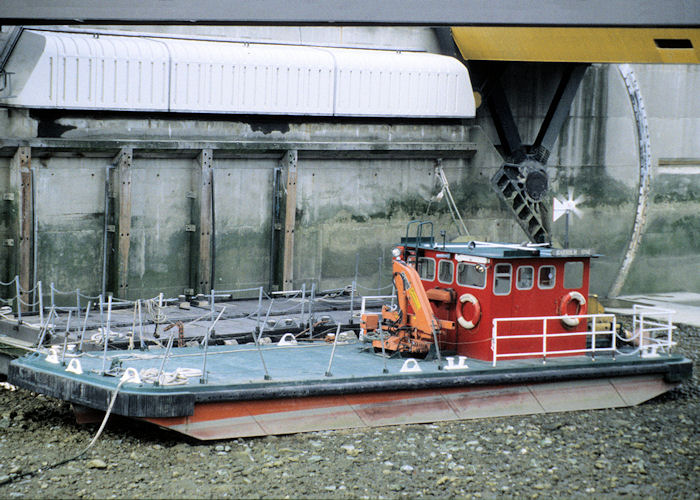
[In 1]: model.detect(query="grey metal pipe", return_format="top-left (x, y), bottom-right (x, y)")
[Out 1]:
top-left (14, 276), bottom-right (22, 325)
top-left (101, 165), bottom-right (111, 298)
top-left (100, 294), bottom-right (111, 375)
top-left (78, 301), bottom-right (91, 352)
top-left (325, 323), bottom-right (342, 377)
top-left (60, 310), bottom-right (72, 365)
top-left (200, 307), bottom-right (226, 384)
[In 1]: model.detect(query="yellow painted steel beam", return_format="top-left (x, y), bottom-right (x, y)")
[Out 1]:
top-left (452, 27), bottom-right (700, 63)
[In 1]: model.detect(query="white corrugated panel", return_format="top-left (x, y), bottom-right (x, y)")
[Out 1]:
top-left (332, 48), bottom-right (474, 117)
top-left (3, 30), bottom-right (170, 111)
top-left (166, 40), bottom-right (335, 115)
top-left (1, 30), bottom-right (475, 118)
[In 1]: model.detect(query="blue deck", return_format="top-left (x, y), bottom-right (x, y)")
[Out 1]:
top-left (11, 339), bottom-right (687, 393)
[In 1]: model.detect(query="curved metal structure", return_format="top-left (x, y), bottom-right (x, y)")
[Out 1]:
top-left (609, 64), bottom-right (653, 297)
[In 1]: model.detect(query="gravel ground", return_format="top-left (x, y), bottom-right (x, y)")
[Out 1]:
top-left (0, 324), bottom-right (697, 499)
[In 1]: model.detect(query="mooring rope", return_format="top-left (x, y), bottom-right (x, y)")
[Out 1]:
top-left (0, 375), bottom-right (132, 486)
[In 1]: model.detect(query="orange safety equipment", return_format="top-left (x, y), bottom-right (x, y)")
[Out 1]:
top-left (558, 291), bottom-right (587, 327)
top-left (457, 293), bottom-right (481, 330)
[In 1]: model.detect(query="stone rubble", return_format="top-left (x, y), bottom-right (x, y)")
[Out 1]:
top-left (0, 324), bottom-right (697, 498)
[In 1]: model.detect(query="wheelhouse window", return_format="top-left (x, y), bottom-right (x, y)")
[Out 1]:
top-left (516, 266), bottom-right (534, 290)
top-left (456, 262), bottom-right (486, 289)
top-left (564, 261), bottom-right (584, 289)
top-left (438, 260), bottom-right (454, 284)
top-left (493, 264), bottom-right (512, 295)
top-left (538, 265), bottom-right (556, 289)
top-left (417, 257), bottom-right (435, 280)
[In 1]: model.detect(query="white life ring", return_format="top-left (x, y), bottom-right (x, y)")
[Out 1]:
top-left (457, 293), bottom-right (481, 330)
top-left (558, 291), bottom-right (587, 327)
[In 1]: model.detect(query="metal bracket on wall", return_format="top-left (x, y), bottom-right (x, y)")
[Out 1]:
top-left (114, 147), bottom-right (133, 299)
top-left (281, 151), bottom-right (298, 292)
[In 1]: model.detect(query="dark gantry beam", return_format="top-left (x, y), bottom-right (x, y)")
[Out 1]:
top-left (1, 0), bottom-right (698, 27)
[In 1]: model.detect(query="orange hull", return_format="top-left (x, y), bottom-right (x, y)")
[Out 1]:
top-left (143, 374), bottom-right (675, 440)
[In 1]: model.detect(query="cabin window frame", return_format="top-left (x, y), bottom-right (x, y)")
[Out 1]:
top-left (437, 259), bottom-right (454, 285)
top-left (493, 263), bottom-right (513, 296)
top-left (417, 257), bottom-right (436, 281)
top-left (456, 262), bottom-right (487, 289)
top-left (538, 265), bottom-right (556, 289)
top-left (516, 265), bottom-right (534, 290)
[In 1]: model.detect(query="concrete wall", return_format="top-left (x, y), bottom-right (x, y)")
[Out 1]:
top-left (0, 113), bottom-right (514, 300)
top-left (1, 25), bottom-right (698, 301)
top-left (477, 62), bottom-right (700, 295)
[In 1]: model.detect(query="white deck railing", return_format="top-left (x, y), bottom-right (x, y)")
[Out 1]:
top-left (632, 305), bottom-right (677, 358)
top-left (491, 313), bottom-right (617, 366)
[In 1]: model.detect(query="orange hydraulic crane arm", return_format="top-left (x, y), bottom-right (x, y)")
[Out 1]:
top-left (391, 259), bottom-right (441, 339)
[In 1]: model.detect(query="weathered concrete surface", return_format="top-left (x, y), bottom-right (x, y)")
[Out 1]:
top-left (0, 26), bottom-right (698, 300)
top-left (477, 63), bottom-right (700, 295)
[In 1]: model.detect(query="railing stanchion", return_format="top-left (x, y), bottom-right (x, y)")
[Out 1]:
top-left (137, 299), bottom-right (145, 350)
top-left (76, 288), bottom-right (81, 322)
top-left (100, 295), bottom-right (112, 375)
top-left (78, 301), bottom-right (91, 352)
top-left (349, 280), bottom-right (356, 324)
top-left (591, 316), bottom-right (596, 361)
top-left (155, 328), bottom-right (176, 386)
top-left (60, 310), bottom-right (73, 365)
top-left (14, 276), bottom-right (22, 325)
top-left (381, 330), bottom-right (388, 374)
top-left (209, 289), bottom-right (215, 331)
top-left (37, 281), bottom-right (43, 326)
top-left (492, 319), bottom-right (498, 367)
top-left (309, 282), bottom-right (315, 339)
top-left (325, 324), bottom-right (342, 377)
top-left (611, 315), bottom-right (617, 360)
top-left (252, 301), bottom-right (274, 380)
top-left (200, 307), bottom-right (226, 385)
top-left (35, 305), bottom-right (55, 349)
top-left (542, 318), bottom-right (547, 364)
top-left (639, 312), bottom-right (645, 357)
top-left (300, 283), bottom-right (306, 329)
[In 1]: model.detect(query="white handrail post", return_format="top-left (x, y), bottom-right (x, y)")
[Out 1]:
top-left (632, 304), bottom-right (636, 342)
top-left (309, 282), bottom-right (315, 339)
top-left (542, 318), bottom-right (547, 364)
top-left (325, 323), bottom-right (342, 377)
top-left (492, 319), bottom-right (498, 367)
top-left (612, 315), bottom-right (617, 360)
top-left (639, 312), bottom-right (645, 356)
top-left (591, 315), bottom-right (596, 361)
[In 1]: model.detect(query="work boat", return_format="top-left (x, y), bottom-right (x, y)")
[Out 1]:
top-left (7, 222), bottom-right (692, 440)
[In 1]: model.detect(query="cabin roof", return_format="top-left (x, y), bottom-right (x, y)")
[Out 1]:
top-left (403, 239), bottom-right (596, 259)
